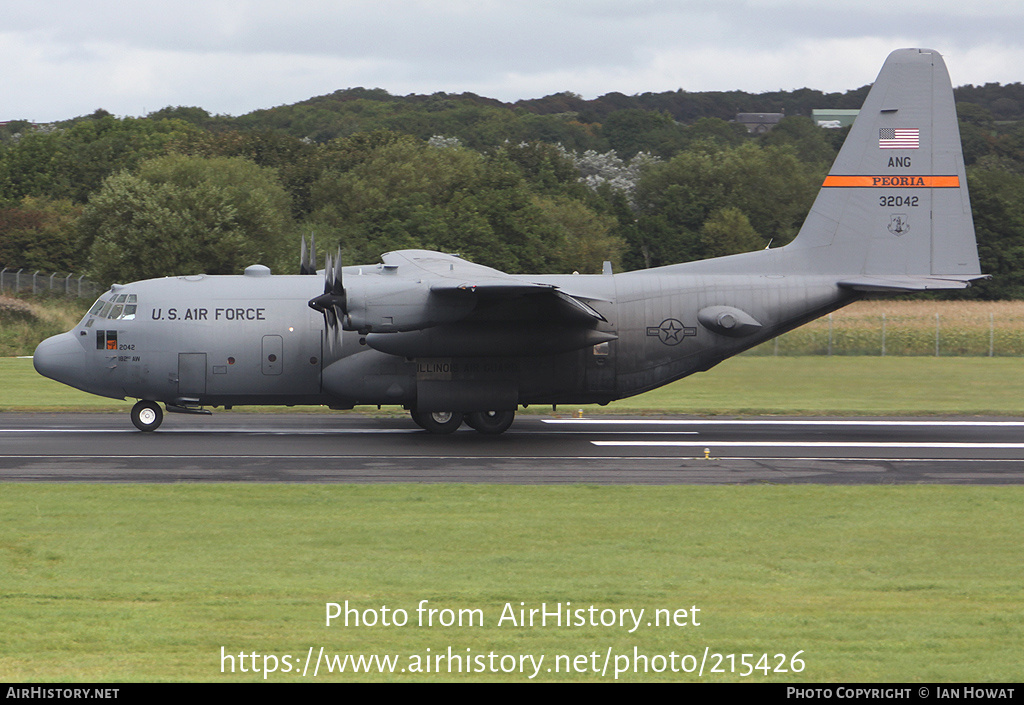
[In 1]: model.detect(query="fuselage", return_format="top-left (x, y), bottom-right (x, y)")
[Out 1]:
top-left (29, 49), bottom-right (983, 434)
top-left (33, 261), bottom-right (856, 411)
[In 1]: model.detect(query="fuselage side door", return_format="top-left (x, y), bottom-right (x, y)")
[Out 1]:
top-left (178, 353), bottom-right (207, 396)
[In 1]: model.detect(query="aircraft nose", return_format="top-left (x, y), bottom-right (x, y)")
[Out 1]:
top-left (33, 332), bottom-right (87, 387)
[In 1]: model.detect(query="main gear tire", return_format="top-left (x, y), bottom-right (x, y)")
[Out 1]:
top-left (410, 410), bottom-right (464, 434)
top-left (465, 410), bottom-right (515, 435)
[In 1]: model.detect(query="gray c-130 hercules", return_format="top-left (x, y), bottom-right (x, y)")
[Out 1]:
top-left (34, 49), bottom-right (985, 434)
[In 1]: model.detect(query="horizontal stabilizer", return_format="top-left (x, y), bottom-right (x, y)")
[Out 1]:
top-left (837, 274), bottom-right (989, 292)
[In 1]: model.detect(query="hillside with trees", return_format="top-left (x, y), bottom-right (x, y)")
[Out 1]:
top-left (2, 80), bottom-right (1024, 299)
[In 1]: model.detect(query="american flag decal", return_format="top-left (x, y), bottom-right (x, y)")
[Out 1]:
top-left (879, 128), bottom-right (920, 149)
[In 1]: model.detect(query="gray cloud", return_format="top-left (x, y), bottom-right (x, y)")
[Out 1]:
top-left (2, 1), bottom-right (1022, 121)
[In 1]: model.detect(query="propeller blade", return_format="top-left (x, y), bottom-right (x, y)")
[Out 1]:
top-left (308, 245), bottom-right (348, 351)
top-left (333, 248), bottom-right (344, 295)
top-left (299, 233), bottom-right (319, 275)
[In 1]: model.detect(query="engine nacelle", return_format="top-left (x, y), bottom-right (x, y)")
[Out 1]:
top-left (342, 276), bottom-right (474, 333)
top-left (365, 324), bottom-right (617, 358)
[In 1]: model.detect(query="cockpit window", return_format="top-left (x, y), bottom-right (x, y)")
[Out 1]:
top-left (84, 293), bottom-right (140, 323)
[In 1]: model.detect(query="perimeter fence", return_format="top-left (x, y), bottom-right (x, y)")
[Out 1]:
top-left (745, 301), bottom-right (1024, 357)
top-left (0, 268), bottom-right (101, 300)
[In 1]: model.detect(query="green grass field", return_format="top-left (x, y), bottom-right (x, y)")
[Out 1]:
top-left (1, 484), bottom-right (1021, 682)
top-left (3, 352), bottom-right (1023, 682)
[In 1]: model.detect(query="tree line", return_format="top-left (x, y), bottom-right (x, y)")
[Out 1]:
top-left (1, 79), bottom-right (1023, 299)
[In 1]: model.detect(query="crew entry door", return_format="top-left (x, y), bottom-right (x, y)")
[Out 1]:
top-left (178, 353), bottom-right (207, 396)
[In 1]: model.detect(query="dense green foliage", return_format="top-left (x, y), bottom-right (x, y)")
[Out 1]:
top-left (80, 155), bottom-right (294, 283)
top-left (0, 198), bottom-right (82, 272)
top-left (630, 142), bottom-right (819, 267)
top-left (2, 82), bottom-right (1024, 295)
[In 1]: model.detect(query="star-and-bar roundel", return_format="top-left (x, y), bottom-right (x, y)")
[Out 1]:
top-left (646, 318), bottom-right (697, 346)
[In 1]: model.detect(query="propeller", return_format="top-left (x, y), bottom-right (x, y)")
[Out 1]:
top-left (299, 233), bottom-right (318, 275)
top-left (308, 247), bottom-right (347, 350)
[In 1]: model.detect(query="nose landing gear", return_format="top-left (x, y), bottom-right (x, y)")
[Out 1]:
top-left (130, 400), bottom-right (164, 432)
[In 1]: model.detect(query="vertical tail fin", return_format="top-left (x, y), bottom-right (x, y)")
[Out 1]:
top-left (790, 48), bottom-right (984, 290)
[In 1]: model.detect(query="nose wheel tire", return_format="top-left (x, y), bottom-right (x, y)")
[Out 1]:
top-left (131, 400), bottom-right (164, 432)
top-left (410, 410), bottom-right (464, 434)
top-left (465, 410), bottom-right (515, 435)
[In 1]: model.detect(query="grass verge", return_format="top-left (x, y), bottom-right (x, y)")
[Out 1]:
top-left (0, 295), bottom-right (88, 357)
top-left (0, 484), bottom-right (1021, 682)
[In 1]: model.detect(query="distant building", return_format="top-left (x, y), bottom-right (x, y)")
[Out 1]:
top-left (734, 112), bottom-right (785, 134)
top-left (812, 109), bottom-right (860, 128)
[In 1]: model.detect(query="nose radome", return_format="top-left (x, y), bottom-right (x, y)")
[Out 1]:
top-left (33, 332), bottom-right (87, 388)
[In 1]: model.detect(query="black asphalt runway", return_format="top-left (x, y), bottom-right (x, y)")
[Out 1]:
top-left (3, 412), bottom-right (1024, 484)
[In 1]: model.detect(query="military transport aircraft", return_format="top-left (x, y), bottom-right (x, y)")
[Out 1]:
top-left (33, 48), bottom-right (984, 434)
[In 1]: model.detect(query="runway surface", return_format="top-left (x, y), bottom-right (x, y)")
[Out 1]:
top-left (3, 412), bottom-right (1024, 484)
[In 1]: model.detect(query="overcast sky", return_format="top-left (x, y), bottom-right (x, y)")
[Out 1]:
top-left (4, 1), bottom-right (1024, 122)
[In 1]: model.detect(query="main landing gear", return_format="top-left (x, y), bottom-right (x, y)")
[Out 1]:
top-left (130, 400), bottom-right (164, 432)
top-left (464, 410), bottom-right (515, 435)
top-left (410, 409), bottom-right (515, 435)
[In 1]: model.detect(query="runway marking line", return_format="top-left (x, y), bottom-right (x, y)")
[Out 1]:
top-left (548, 419), bottom-right (1024, 427)
top-left (0, 428), bottom-right (420, 434)
top-left (0, 427), bottom-right (703, 436)
top-left (592, 440), bottom-right (1024, 449)
top-left (4, 455), bottom-right (1024, 463)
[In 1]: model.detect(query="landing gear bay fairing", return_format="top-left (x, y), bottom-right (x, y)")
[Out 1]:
top-left (34, 49), bottom-right (984, 433)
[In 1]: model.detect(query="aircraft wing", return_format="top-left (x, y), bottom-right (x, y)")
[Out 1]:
top-left (381, 249), bottom-right (608, 318)
top-left (381, 249), bottom-right (510, 281)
